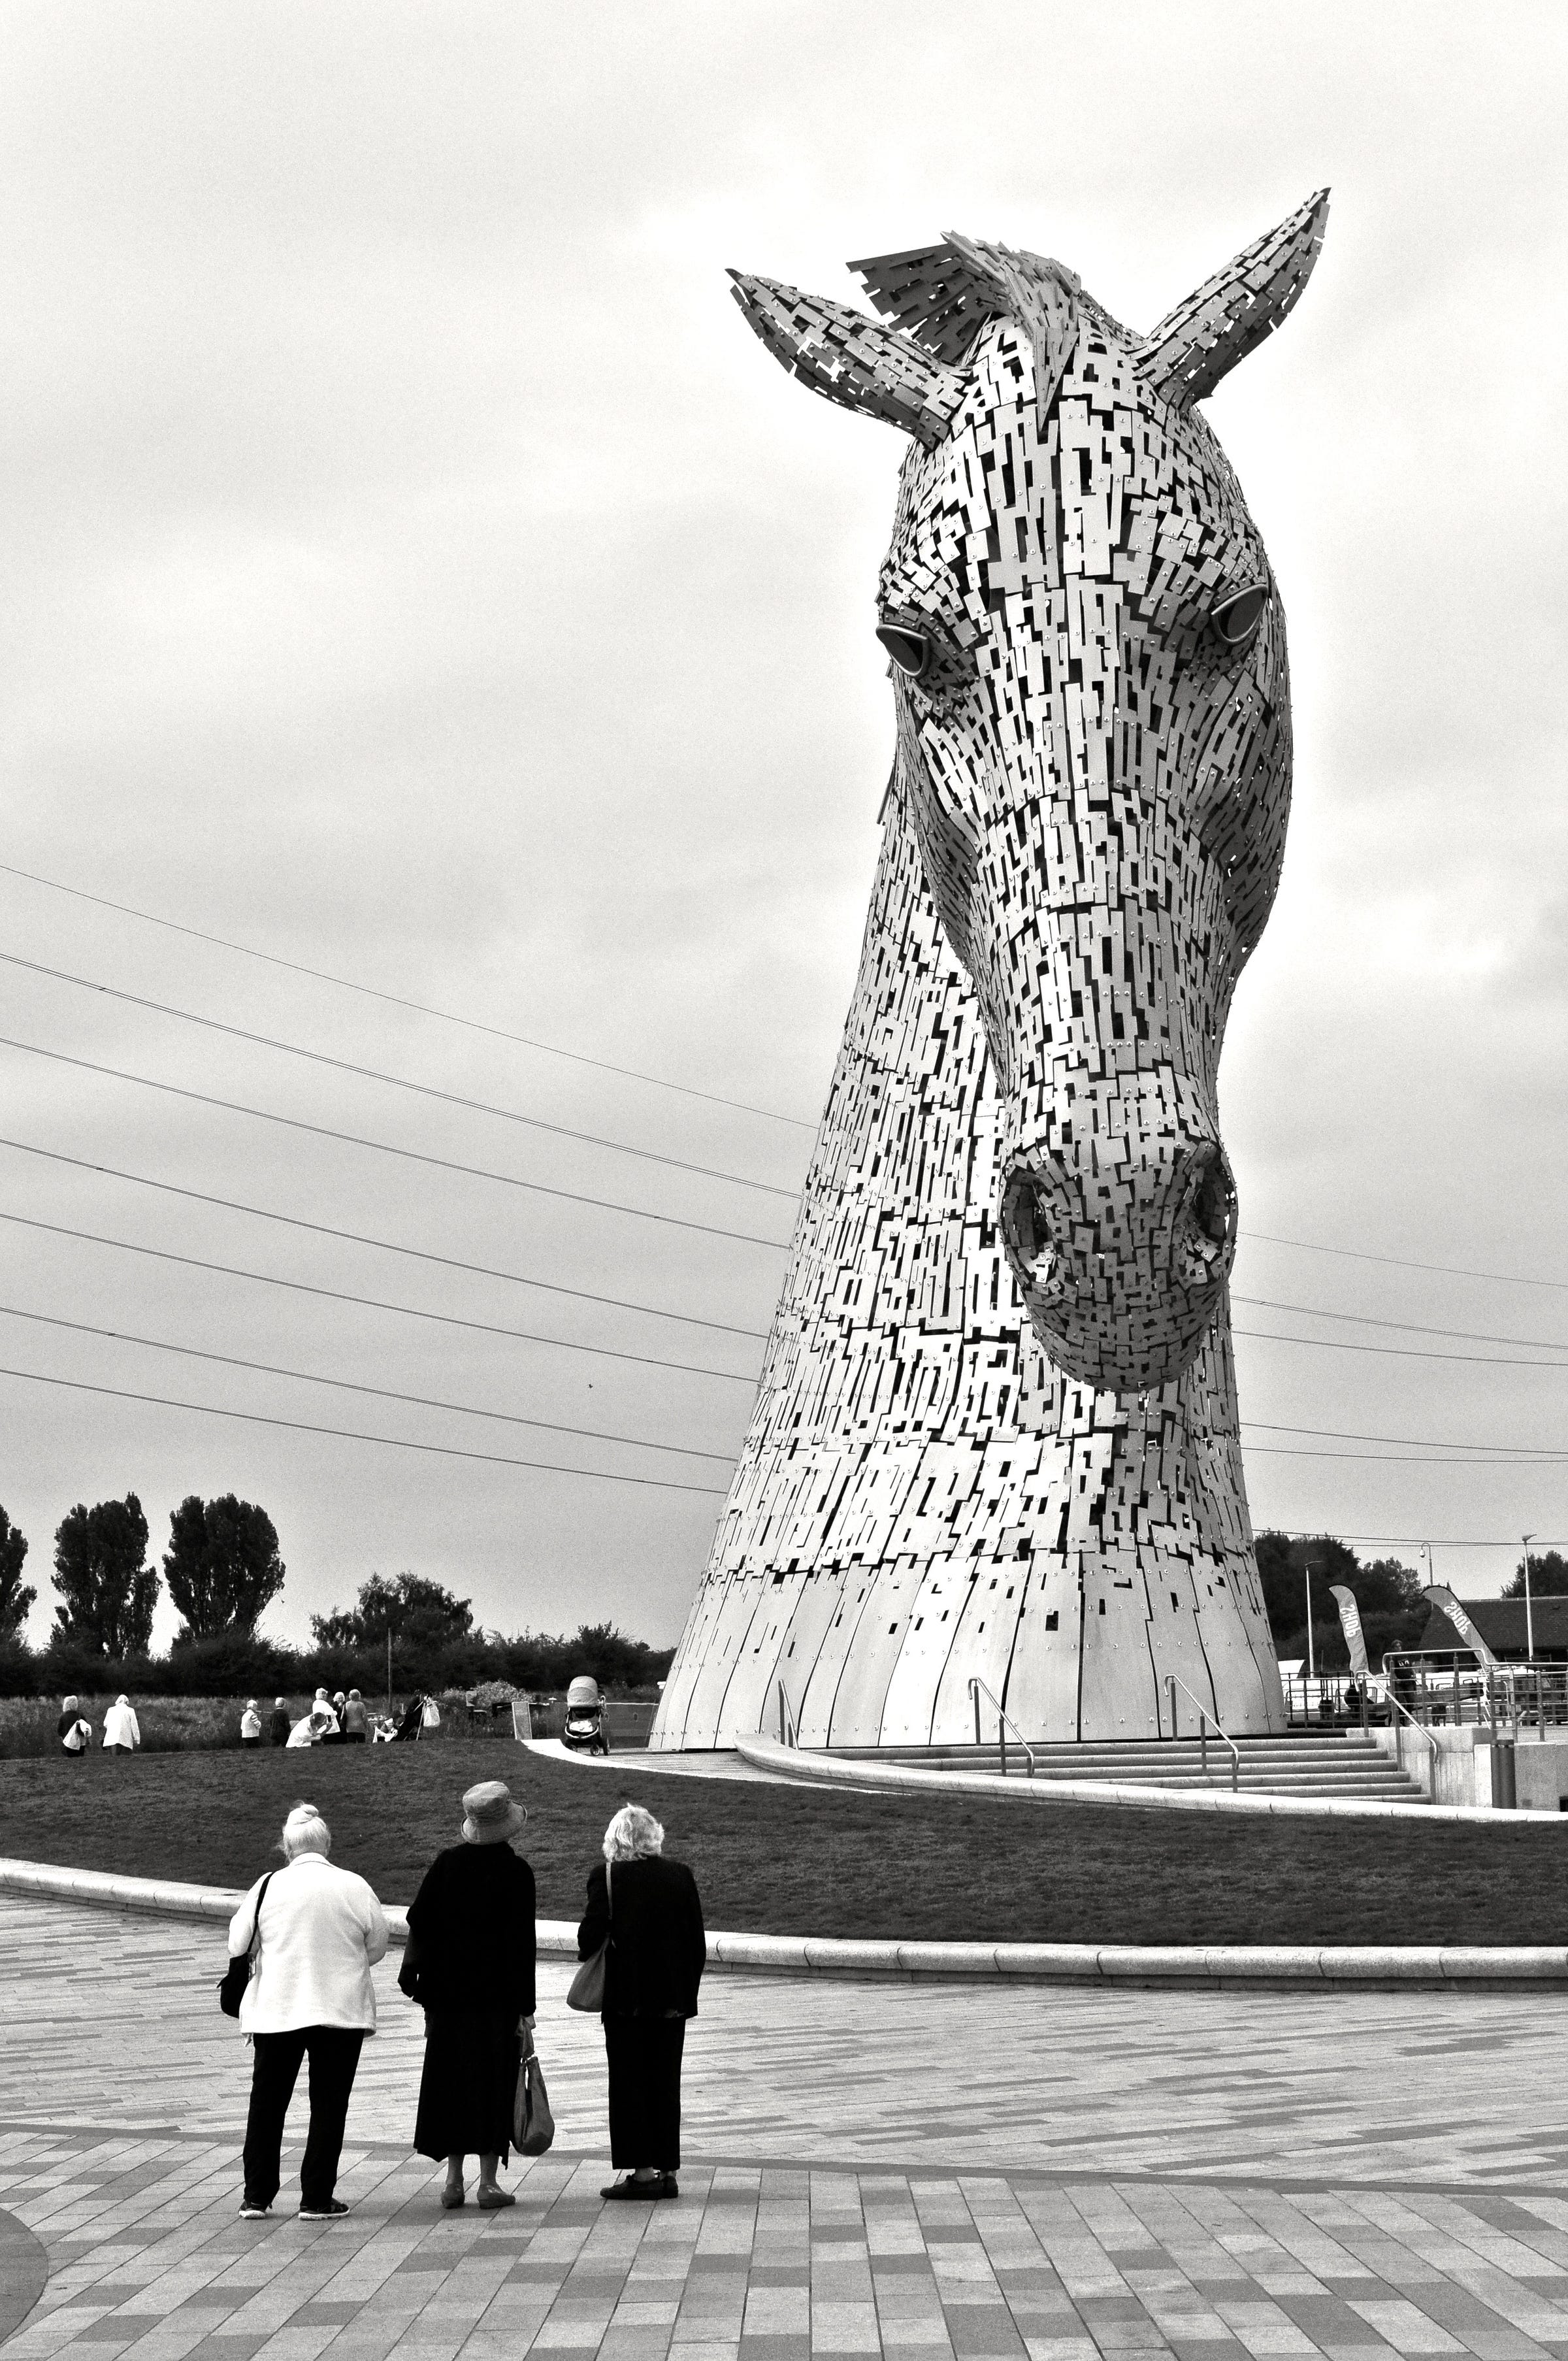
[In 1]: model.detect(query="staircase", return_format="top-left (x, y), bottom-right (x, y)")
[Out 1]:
top-left (824, 1732), bottom-right (1428, 1803)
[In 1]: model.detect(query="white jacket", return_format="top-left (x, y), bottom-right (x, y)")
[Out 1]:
top-left (102, 1702), bottom-right (140, 1748)
top-left (227, 1853), bottom-right (388, 2035)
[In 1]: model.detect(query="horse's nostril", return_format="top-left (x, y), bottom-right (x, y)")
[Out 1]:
top-left (1002, 1169), bottom-right (1059, 1285)
top-left (1174, 1149), bottom-right (1237, 1287)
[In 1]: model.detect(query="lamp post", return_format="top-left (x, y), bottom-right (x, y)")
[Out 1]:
top-left (1522, 1534), bottom-right (1537, 1664)
top-left (1304, 1558), bottom-right (1318, 1680)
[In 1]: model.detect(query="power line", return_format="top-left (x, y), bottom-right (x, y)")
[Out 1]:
top-left (1235, 1293), bottom-right (1568, 1357)
top-left (1244, 1417), bottom-right (1568, 1459)
top-left (1244, 1229), bottom-right (1568, 1296)
top-left (0, 1210), bottom-right (762, 1390)
top-left (1233, 1325), bottom-right (1568, 1370)
top-left (1274, 1528), bottom-right (1561, 1549)
top-left (0, 857), bottom-right (818, 1132)
top-left (0, 1136), bottom-right (772, 1342)
top-left (0, 951), bottom-right (802, 1202)
top-left (1245, 1443), bottom-right (1568, 1466)
top-left (0, 1362), bottom-right (731, 1496)
top-left (0, 1042), bottom-right (792, 1253)
top-left (0, 1301), bottom-right (741, 1464)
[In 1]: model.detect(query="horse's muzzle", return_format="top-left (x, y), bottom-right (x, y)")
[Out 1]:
top-left (999, 1120), bottom-right (1237, 1394)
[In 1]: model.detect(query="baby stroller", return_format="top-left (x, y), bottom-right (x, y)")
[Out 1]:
top-left (562, 1675), bottom-right (610, 1755)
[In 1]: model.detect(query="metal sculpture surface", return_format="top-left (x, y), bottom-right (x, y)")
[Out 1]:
top-left (651, 197), bottom-right (1328, 1752)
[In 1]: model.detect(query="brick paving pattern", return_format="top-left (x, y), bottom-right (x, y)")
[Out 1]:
top-left (5, 1895), bottom-right (1568, 2361)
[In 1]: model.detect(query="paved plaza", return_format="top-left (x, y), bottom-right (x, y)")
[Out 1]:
top-left (5, 1893), bottom-right (1568, 2361)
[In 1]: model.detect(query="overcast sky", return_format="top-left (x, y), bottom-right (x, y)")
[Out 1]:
top-left (1, 0), bottom-right (1565, 1653)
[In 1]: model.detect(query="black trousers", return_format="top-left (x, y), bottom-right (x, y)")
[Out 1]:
top-left (605, 2017), bottom-right (685, 2171)
top-left (242, 2026), bottom-right (364, 2207)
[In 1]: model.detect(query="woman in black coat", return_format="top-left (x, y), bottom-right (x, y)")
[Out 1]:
top-left (578, 1803), bottom-right (704, 2202)
top-left (405, 1779), bottom-right (536, 2209)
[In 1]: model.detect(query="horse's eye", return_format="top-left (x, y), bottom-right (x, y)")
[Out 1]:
top-left (1210, 580), bottom-right (1268, 653)
top-left (875, 621), bottom-right (930, 679)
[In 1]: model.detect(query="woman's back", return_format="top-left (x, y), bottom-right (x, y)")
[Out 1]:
top-left (581, 1855), bottom-right (704, 2018)
top-left (408, 1843), bottom-right (536, 2015)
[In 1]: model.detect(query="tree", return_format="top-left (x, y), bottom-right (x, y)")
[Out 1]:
top-left (312, 1571), bottom-right (473, 1653)
top-left (163, 1494), bottom-right (286, 1638)
top-left (52, 1494), bottom-right (157, 1657)
top-left (0, 1506), bottom-right (34, 1641)
top-left (1254, 1531), bottom-right (1428, 1667)
top-left (1503, 1549), bottom-right (1568, 1598)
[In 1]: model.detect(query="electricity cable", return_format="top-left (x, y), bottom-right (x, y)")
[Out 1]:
top-left (0, 1362), bottom-right (731, 1496)
top-left (0, 1210), bottom-right (762, 1389)
top-left (1243, 1417), bottom-right (1568, 1459)
top-left (1234, 1293), bottom-right (1568, 1357)
top-left (12, 868), bottom-right (1567, 1299)
top-left (1233, 1326), bottom-right (1568, 1370)
top-left (0, 950), bottom-right (802, 1200)
top-left (0, 1138), bottom-right (772, 1342)
top-left (0, 1042), bottom-right (793, 1252)
top-left (0, 1301), bottom-right (741, 1464)
top-left (0, 856), bottom-right (818, 1132)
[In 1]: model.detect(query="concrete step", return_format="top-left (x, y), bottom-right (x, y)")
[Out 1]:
top-left (822, 1734), bottom-right (1429, 1802)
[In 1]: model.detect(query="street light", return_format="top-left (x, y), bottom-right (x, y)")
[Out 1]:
top-left (1304, 1557), bottom-right (1322, 1681)
top-left (1522, 1534), bottom-right (1537, 1663)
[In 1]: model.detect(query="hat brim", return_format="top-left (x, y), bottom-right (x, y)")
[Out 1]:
top-left (462, 1804), bottom-right (527, 1845)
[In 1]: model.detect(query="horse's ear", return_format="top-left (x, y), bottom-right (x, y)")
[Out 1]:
top-left (728, 271), bottom-right (967, 450)
top-left (1133, 190), bottom-right (1330, 410)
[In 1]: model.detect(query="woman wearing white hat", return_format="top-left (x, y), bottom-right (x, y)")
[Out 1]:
top-left (101, 1695), bottom-right (140, 1754)
top-left (227, 1803), bottom-right (388, 2221)
top-left (403, 1780), bottom-right (536, 2211)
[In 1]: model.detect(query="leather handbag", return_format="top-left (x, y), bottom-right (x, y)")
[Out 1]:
top-left (512, 2026), bottom-right (556, 2156)
top-left (566, 1860), bottom-right (612, 2011)
top-left (218, 1872), bottom-right (274, 2018)
top-left (397, 1926), bottom-right (425, 2006)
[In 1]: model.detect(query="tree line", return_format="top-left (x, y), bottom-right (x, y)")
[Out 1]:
top-left (0, 1498), bottom-right (674, 1698)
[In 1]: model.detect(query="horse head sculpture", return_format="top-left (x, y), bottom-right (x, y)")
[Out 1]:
top-left (732, 194), bottom-right (1328, 1396)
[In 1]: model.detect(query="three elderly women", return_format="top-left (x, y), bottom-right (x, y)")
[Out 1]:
top-left (225, 1781), bottom-right (704, 2218)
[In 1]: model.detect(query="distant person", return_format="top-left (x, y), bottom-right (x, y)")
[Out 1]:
top-left (57, 1696), bottom-right (93, 1757)
top-left (341, 1690), bottom-right (368, 1743)
top-left (394, 1695), bottom-right (424, 1743)
top-left (287, 1705), bottom-right (333, 1749)
top-left (420, 1695), bottom-right (442, 1738)
top-left (268, 1698), bottom-right (291, 1747)
top-left (227, 1802), bottom-right (389, 2221)
top-left (313, 1690), bottom-right (343, 1747)
top-left (101, 1694), bottom-right (140, 1755)
top-left (240, 1701), bottom-right (263, 1749)
top-left (1345, 1677), bottom-right (1362, 1721)
top-left (404, 1781), bottom-right (536, 2211)
top-left (578, 1804), bottom-right (704, 2202)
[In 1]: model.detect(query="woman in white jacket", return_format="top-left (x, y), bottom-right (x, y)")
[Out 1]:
top-left (228, 1803), bottom-right (388, 2221)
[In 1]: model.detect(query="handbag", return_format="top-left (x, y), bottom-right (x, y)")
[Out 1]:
top-left (512, 2026), bottom-right (556, 2156)
top-left (218, 1872), bottom-right (274, 2018)
top-left (566, 1860), bottom-right (612, 2012)
top-left (397, 1926), bottom-right (425, 2005)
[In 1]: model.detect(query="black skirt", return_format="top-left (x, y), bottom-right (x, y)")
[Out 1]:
top-left (414, 2007), bottom-right (520, 2162)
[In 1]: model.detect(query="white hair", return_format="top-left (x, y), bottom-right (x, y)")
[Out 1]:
top-left (280, 1804), bottom-right (331, 1860)
top-left (604, 1804), bottom-right (664, 1862)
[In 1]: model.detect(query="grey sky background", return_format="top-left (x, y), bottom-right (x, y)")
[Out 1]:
top-left (2, 1), bottom-right (1565, 1651)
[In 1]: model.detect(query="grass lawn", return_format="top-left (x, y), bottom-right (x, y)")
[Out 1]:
top-left (1, 1736), bottom-right (1563, 1946)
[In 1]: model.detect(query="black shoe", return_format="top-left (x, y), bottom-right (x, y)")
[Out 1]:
top-left (239, 2197), bottom-right (270, 2220)
top-left (299, 2198), bottom-right (350, 2220)
top-left (601, 2175), bottom-right (668, 2201)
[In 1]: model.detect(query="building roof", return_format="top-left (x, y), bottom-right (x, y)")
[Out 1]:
top-left (1418, 1596), bottom-right (1568, 1659)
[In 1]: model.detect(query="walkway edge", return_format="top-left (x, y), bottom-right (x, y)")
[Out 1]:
top-left (736, 1734), bottom-right (1568, 1825)
top-left (5, 1855), bottom-right (1568, 1987)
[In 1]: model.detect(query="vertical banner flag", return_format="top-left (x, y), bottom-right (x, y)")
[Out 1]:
top-left (1424, 1585), bottom-right (1498, 1667)
top-left (1329, 1585), bottom-right (1369, 1676)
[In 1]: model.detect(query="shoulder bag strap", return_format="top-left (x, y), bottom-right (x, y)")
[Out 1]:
top-left (249, 1871), bottom-right (275, 1962)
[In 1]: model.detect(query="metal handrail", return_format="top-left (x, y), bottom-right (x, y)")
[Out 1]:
top-left (1166, 1674), bottom-right (1241, 1791)
top-left (967, 1676), bottom-right (1036, 1776)
top-left (776, 1681), bottom-right (798, 1748)
top-left (1384, 1685), bottom-right (1439, 1758)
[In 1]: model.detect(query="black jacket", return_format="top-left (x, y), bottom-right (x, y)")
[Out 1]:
top-left (578, 1855), bottom-right (705, 2019)
top-left (406, 1842), bottom-right (536, 2017)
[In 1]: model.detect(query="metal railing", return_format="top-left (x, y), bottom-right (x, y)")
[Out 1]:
top-left (1384, 1685), bottom-right (1439, 1760)
top-left (776, 1681), bottom-right (798, 1748)
top-left (968, 1676), bottom-right (1036, 1776)
top-left (1166, 1674), bottom-right (1240, 1791)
